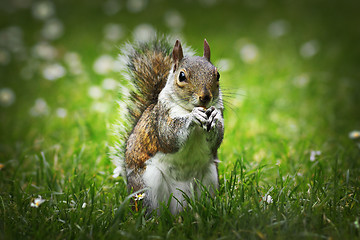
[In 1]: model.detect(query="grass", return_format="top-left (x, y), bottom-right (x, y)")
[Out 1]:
top-left (1, 0), bottom-right (360, 239)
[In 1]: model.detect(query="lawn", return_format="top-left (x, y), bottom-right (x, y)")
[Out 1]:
top-left (1, 0), bottom-right (360, 239)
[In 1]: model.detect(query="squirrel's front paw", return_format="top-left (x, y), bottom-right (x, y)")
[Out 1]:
top-left (192, 107), bottom-right (208, 128)
top-left (192, 106), bottom-right (221, 132)
top-left (205, 106), bottom-right (221, 132)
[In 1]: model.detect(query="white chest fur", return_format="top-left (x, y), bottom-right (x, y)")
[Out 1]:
top-left (142, 127), bottom-right (218, 214)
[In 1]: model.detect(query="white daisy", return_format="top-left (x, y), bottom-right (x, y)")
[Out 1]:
top-left (29, 98), bottom-right (49, 117)
top-left (88, 86), bottom-right (103, 99)
top-left (164, 10), bottom-right (185, 31)
top-left (262, 194), bottom-right (273, 204)
top-left (104, 23), bottom-right (124, 42)
top-left (300, 40), bottom-right (320, 59)
top-left (42, 18), bottom-right (64, 40)
top-left (134, 193), bottom-right (146, 201)
top-left (310, 150), bottom-right (321, 162)
top-left (132, 24), bottom-right (156, 42)
top-left (240, 43), bottom-right (259, 63)
top-left (64, 52), bottom-right (83, 75)
top-left (42, 63), bottom-right (66, 81)
top-left (56, 108), bottom-right (67, 118)
top-left (349, 130), bottom-right (360, 140)
top-left (127, 0), bottom-right (148, 13)
top-left (32, 41), bottom-right (57, 60)
top-left (93, 55), bottom-right (114, 75)
top-left (30, 196), bottom-right (46, 208)
top-left (0, 88), bottom-right (16, 107)
top-left (102, 78), bottom-right (118, 90)
top-left (268, 20), bottom-right (290, 38)
top-left (32, 1), bottom-right (55, 20)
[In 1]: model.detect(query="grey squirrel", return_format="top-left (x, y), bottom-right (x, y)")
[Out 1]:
top-left (112, 36), bottom-right (224, 214)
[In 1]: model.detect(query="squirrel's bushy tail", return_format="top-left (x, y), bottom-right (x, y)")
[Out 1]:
top-left (111, 37), bottom-right (174, 178)
top-left (121, 37), bottom-right (173, 125)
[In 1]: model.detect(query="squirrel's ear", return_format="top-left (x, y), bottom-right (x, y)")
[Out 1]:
top-left (172, 40), bottom-right (183, 72)
top-left (203, 39), bottom-right (211, 62)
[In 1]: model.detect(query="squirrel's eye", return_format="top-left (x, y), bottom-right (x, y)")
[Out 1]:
top-left (217, 72), bottom-right (220, 81)
top-left (179, 71), bottom-right (186, 82)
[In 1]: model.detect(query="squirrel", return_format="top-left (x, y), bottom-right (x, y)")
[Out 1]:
top-left (112, 36), bottom-right (224, 214)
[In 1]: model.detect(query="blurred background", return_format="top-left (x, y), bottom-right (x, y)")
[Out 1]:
top-left (2, 2), bottom-right (360, 238)
top-left (0, 0), bottom-right (360, 175)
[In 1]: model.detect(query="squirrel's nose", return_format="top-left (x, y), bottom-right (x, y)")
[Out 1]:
top-left (198, 91), bottom-right (212, 106)
top-left (199, 94), bottom-right (211, 104)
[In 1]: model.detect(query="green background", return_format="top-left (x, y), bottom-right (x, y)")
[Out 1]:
top-left (1, 0), bottom-right (360, 239)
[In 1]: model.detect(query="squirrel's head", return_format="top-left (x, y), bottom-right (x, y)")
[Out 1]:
top-left (171, 39), bottom-right (220, 110)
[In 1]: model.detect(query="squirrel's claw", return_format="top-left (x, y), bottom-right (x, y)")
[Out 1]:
top-left (207, 107), bottom-right (220, 132)
top-left (205, 106), bottom-right (215, 116)
top-left (192, 106), bottom-right (220, 132)
top-left (192, 107), bottom-right (208, 127)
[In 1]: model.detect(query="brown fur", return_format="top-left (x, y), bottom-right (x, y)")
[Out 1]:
top-left (125, 102), bottom-right (189, 169)
top-left (127, 42), bottom-right (173, 127)
top-left (125, 104), bottom-right (159, 169)
top-left (122, 39), bottom-right (224, 207)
